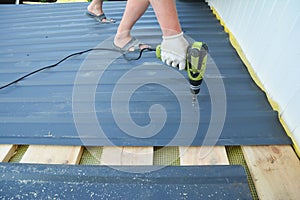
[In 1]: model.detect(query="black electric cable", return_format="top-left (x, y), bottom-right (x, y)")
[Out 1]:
top-left (0, 47), bottom-right (156, 90)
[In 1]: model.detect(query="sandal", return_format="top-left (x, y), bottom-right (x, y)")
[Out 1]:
top-left (86, 11), bottom-right (116, 24)
top-left (113, 37), bottom-right (150, 53)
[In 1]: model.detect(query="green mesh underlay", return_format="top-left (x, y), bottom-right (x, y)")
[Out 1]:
top-left (226, 146), bottom-right (258, 200)
top-left (79, 147), bottom-right (103, 165)
top-left (153, 147), bottom-right (180, 166)
top-left (9, 145), bottom-right (28, 163)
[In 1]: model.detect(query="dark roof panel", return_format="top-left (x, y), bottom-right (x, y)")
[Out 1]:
top-left (0, 163), bottom-right (252, 199)
top-left (0, 1), bottom-right (291, 146)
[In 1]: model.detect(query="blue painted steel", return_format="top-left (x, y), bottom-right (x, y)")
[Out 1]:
top-left (0, 163), bottom-right (252, 199)
top-left (0, 1), bottom-right (291, 146)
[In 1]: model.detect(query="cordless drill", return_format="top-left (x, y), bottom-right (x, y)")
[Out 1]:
top-left (156, 42), bottom-right (208, 96)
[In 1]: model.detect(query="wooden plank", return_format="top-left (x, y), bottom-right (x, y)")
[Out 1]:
top-left (20, 145), bottom-right (83, 164)
top-left (0, 145), bottom-right (17, 162)
top-left (179, 146), bottom-right (229, 165)
top-left (100, 147), bottom-right (153, 165)
top-left (242, 145), bottom-right (300, 200)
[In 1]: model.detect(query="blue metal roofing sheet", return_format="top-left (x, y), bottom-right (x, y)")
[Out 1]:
top-left (0, 163), bottom-right (252, 199)
top-left (0, 1), bottom-right (292, 146)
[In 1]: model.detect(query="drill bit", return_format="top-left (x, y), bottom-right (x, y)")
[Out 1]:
top-left (192, 94), bottom-right (197, 107)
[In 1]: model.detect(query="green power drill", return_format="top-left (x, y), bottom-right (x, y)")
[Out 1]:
top-left (156, 42), bottom-right (209, 98)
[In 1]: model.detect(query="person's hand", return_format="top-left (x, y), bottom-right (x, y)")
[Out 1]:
top-left (161, 32), bottom-right (189, 70)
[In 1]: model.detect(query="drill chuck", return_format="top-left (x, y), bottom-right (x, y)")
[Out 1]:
top-left (156, 41), bottom-right (208, 95)
top-left (189, 79), bottom-right (203, 95)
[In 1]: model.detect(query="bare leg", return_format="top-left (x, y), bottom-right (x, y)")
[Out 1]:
top-left (149, 0), bottom-right (182, 36)
top-left (114, 0), bottom-right (150, 49)
top-left (114, 0), bottom-right (182, 49)
top-left (87, 0), bottom-right (104, 16)
top-left (113, 0), bottom-right (187, 68)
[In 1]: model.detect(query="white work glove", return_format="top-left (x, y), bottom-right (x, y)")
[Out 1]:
top-left (161, 32), bottom-right (189, 70)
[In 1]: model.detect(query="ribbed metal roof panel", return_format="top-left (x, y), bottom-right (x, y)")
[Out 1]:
top-left (0, 163), bottom-right (252, 199)
top-left (0, 1), bottom-right (291, 146)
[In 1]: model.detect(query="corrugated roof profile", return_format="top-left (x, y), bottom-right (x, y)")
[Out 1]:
top-left (0, 1), bottom-right (291, 146)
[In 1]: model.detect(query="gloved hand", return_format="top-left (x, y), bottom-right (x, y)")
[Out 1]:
top-left (161, 32), bottom-right (189, 70)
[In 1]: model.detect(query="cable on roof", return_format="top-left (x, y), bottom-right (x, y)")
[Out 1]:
top-left (0, 47), bottom-right (156, 90)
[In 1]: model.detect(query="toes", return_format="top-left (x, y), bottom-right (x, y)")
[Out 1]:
top-left (139, 44), bottom-right (150, 50)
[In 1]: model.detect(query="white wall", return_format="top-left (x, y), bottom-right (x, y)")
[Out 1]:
top-left (206, 0), bottom-right (300, 149)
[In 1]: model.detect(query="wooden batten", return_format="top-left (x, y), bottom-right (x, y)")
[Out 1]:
top-left (242, 145), bottom-right (300, 200)
top-left (100, 147), bottom-right (153, 165)
top-left (179, 146), bottom-right (229, 165)
top-left (0, 145), bottom-right (17, 162)
top-left (20, 145), bottom-right (83, 165)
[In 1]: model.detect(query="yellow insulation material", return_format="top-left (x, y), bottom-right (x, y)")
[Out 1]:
top-left (210, 6), bottom-right (300, 157)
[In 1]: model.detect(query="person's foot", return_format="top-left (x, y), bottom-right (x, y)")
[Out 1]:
top-left (87, 5), bottom-right (115, 23)
top-left (114, 35), bottom-right (149, 52)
